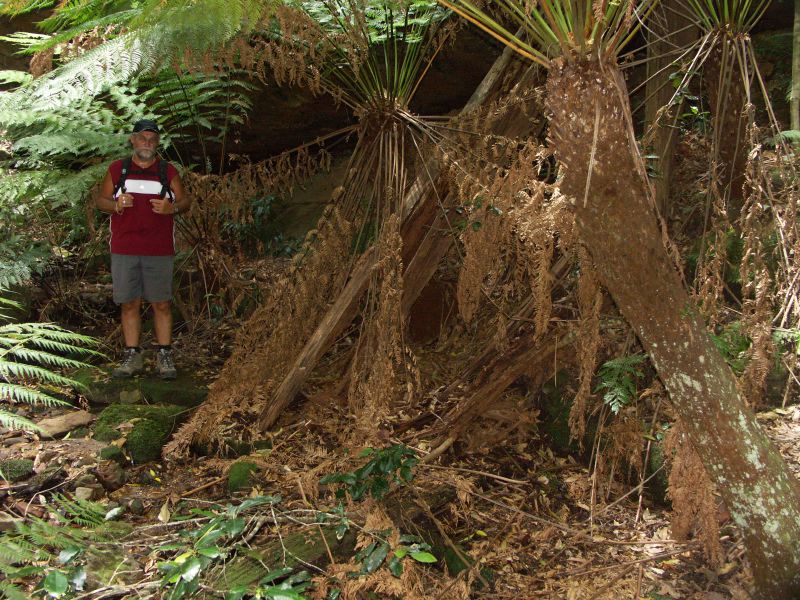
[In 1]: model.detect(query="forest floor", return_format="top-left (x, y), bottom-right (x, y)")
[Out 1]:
top-left (2, 304), bottom-right (799, 600)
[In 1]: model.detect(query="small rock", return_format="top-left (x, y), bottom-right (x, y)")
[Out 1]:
top-left (94, 462), bottom-right (126, 492)
top-left (2, 437), bottom-right (28, 447)
top-left (0, 514), bottom-right (22, 532)
top-left (126, 498), bottom-right (145, 515)
top-left (119, 389), bottom-right (143, 405)
top-left (138, 470), bottom-right (158, 485)
top-left (37, 411), bottom-right (96, 438)
top-left (36, 449), bottom-right (59, 464)
top-left (74, 473), bottom-right (98, 488)
top-left (74, 487), bottom-right (96, 501)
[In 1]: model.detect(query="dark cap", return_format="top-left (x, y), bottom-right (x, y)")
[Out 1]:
top-left (132, 119), bottom-right (160, 134)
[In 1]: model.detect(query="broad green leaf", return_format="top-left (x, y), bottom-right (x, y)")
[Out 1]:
top-left (42, 570), bottom-right (69, 596)
top-left (409, 551), bottom-right (437, 563)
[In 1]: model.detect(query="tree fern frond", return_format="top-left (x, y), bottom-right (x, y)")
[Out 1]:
top-left (0, 347), bottom-right (90, 370)
top-left (0, 382), bottom-right (69, 407)
top-left (0, 362), bottom-right (82, 388)
top-left (4, 337), bottom-right (105, 360)
top-left (0, 409), bottom-right (40, 431)
top-left (0, 322), bottom-right (103, 346)
top-left (0, 70), bottom-right (33, 86)
top-left (0, 579), bottom-right (29, 600)
top-left (0, 0), bottom-right (57, 17)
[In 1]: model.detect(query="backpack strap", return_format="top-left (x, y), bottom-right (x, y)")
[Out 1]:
top-left (113, 157), bottom-right (132, 196)
top-left (158, 159), bottom-right (174, 202)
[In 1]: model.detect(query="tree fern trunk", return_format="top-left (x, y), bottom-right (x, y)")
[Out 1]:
top-left (547, 59), bottom-right (800, 598)
top-left (643, 0), bottom-right (698, 215)
top-left (706, 39), bottom-right (748, 215)
top-left (792, 0), bottom-right (800, 130)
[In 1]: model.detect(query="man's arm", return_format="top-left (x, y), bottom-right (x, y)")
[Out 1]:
top-left (150, 173), bottom-right (190, 215)
top-left (169, 175), bottom-right (191, 215)
top-left (95, 170), bottom-right (127, 214)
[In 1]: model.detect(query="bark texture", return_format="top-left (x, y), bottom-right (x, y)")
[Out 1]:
top-left (547, 59), bottom-right (800, 598)
top-left (706, 38), bottom-right (749, 214)
top-left (643, 0), bottom-right (698, 214)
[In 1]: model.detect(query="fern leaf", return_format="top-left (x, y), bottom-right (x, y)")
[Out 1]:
top-left (0, 408), bottom-right (40, 431)
top-left (0, 362), bottom-right (80, 387)
top-left (0, 383), bottom-right (68, 408)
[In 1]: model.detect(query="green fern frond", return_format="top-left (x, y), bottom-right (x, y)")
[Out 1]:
top-left (0, 261), bottom-right (34, 291)
top-left (0, 347), bottom-right (91, 370)
top-left (0, 322), bottom-right (102, 346)
top-left (0, 408), bottom-right (39, 431)
top-left (0, 0), bottom-right (57, 17)
top-left (0, 383), bottom-right (69, 408)
top-left (0, 579), bottom-right (28, 600)
top-left (0, 70), bottom-right (33, 86)
top-left (0, 362), bottom-right (83, 388)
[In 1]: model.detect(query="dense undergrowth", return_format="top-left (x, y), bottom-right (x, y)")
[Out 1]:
top-left (2, 0), bottom-right (800, 597)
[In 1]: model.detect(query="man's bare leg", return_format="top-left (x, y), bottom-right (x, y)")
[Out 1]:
top-left (120, 298), bottom-right (142, 347)
top-left (113, 298), bottom-right (144, 378)
top-left (152, 300), bottom-right (176, 379)
top-left (151, 300), bottom-right (172, 346)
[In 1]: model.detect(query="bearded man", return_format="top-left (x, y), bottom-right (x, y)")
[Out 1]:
top-left (95, 119), bottom-right (191, 379)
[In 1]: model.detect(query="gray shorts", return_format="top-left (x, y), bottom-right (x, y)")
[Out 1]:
top-left (111, 254), bottom-right (174, 304)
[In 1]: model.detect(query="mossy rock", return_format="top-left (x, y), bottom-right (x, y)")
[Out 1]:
top-left (99, 445), bottom-right (127, 465)
top-left (93, 403), bottom-right (185, 464)
top-left (228, 461), bottom-right (259, 492)
top-left (0, 458), bottom-right (34, 482)
top-left (211, 526), bottom-right (354, 589)
top-left (72, 367), bottom-right (208, 408)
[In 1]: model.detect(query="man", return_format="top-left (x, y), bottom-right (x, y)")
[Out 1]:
top-left (95, 119), bottom-right (191, 379)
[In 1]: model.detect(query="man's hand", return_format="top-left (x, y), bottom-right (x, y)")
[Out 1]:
top-left (150, 198), bottom-right (175, 214)
top-left (116, 193), bottom-right (134, 214)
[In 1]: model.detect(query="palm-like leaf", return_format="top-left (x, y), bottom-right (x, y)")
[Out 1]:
top-left (437, 0), bottom-right (657, 66)
top-left (685, 0), bottom-right (769, 33)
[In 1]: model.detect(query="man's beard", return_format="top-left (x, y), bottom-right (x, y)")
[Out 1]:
top-left (135, 148), bottom-right (156, 161)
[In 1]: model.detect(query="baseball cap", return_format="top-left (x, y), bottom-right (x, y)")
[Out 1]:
top-left (132, 119), bottom-right (160, 134)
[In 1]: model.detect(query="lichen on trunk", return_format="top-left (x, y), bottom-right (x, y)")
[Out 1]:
top-left (547, 58), bottom-right (800, 598)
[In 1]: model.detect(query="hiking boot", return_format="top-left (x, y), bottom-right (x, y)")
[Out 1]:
top-left (112, 348), bottom-right (143, 379)
top-left (155, 347), bottom-right (177, 380)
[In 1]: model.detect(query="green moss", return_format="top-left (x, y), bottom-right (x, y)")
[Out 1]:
top-left (0, 458), bottom-right (34, 482)
top-left (72, 367), bottom-right (209, 408)
top-left (93, 404), bottom-right (185, 464)
top-left (99, 445), bottom-right (127, 465)
top-left (70, 426), bottom-right (90, 439)
top-left (228, 461), bottom-right (259, 492)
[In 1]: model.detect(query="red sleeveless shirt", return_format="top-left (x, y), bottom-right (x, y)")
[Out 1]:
top-left (108, 159), bottom-right (179, 256)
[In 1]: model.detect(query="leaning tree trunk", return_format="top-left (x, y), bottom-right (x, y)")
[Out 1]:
top-left (547, 59), bottom-right (800, 598)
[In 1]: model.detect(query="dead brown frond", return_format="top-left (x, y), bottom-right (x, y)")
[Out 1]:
top-left (165, 206), bottom-right (355, 456)
top-left (591, 411), bottom-right (644, 502)
top-left (175, 143), bottom-right (334, 322)
top-left (664, 421), bottom-right (724, 567)
top-left (569, 246), bottom-right (602, 444)
top-left (348, 216), bottom-right (409, 442)
top-left (29, 48), bottom-right (54, 78)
